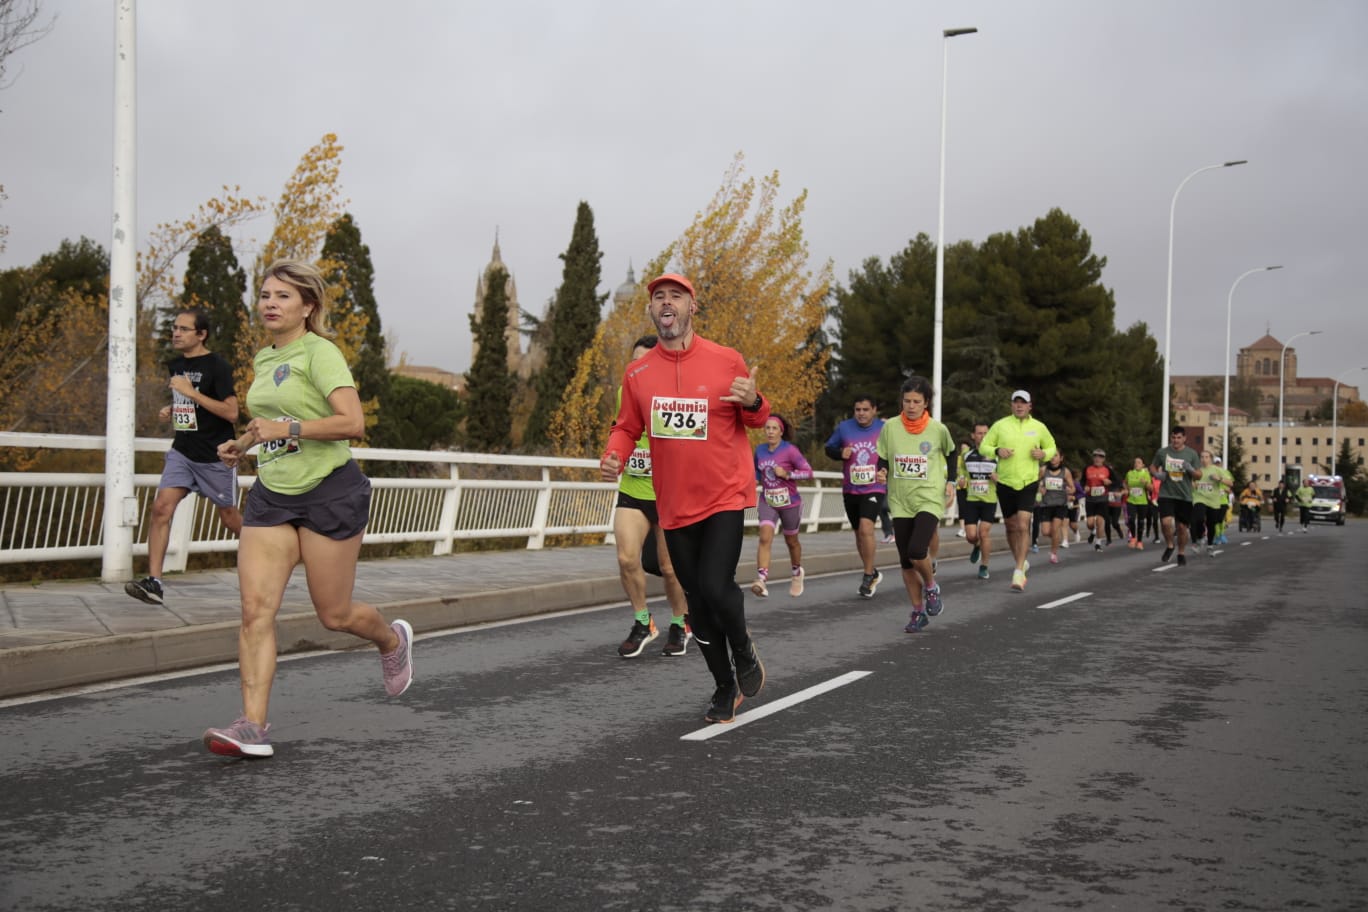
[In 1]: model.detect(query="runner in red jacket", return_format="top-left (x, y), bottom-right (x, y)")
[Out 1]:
top-left (601, 273), bottom-right (770, 724)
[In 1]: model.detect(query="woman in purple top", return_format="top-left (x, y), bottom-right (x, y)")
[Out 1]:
top-left (751, 415), bottom-right (813, 598)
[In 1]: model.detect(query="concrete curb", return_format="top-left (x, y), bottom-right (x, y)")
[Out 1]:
top-left (0, 541), bottom-right (973, 699)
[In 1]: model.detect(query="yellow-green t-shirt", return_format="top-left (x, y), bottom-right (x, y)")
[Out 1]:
top-left (876, 419), bottom-right (956, 519)
top-left (247, 333), bottom-right (355, 495)
top-left (615, 386), bottom-right (655, 501)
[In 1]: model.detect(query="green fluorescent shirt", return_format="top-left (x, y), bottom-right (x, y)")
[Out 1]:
top-left (1124, 468), bottom-right (1153, 505)
top-left (247, 333), bottom-right (356, 495)
top-left (1151, 445), bottom-right (1200, 502)
top-left (615, 387), bottom-right (655, 501)
top-left (876, 418), bottom-right (956, 519)
top-left (1192, 466), bottom-right (1229, 509)
top-left (980, 415), bottom-right (1057, 490)
top-left (1295, 484), bottom-right (1314, 506)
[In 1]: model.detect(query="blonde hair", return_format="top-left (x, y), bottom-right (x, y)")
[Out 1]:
top-left (261, 259), bottom-right (332, 337)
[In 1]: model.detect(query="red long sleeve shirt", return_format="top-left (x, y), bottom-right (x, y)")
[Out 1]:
top-left (604, 335), bottom-right (769, 529)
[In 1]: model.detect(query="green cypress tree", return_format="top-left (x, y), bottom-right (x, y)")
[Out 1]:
top-left (176, 226), bottom-right (248, 371)
top-left (465, 265), bottom-right (514, 452)
top-left (525, 202), bottom-right (607, 446)
top-left (322, 213), bottom-right (388, 410)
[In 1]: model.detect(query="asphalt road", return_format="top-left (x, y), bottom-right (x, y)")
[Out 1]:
top-left (3, 524), bottom-right (1365, 911)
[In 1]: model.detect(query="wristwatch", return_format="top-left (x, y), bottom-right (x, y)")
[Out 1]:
top-left (288, 420), bottom-right (302, 443)
top-left (744, 393), bottom-right (763, 412)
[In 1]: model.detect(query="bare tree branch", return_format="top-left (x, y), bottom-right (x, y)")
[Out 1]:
top-left (0, 0), bottom-right (55, 93)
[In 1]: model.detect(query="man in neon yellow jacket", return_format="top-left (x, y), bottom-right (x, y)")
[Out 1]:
top-left (980, 390), bottom-right (1057, 592)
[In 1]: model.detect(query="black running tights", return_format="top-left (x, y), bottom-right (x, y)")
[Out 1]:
top-left (665, 510), bottom-right (749, 681)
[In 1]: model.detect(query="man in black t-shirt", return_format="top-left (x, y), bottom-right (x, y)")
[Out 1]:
top-left (125, 309), bottom-right (243, 605)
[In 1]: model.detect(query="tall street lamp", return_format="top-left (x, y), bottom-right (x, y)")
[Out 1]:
top-left (1161, 159), bottom-right (1247, 445)
top-left (1331, 366), bottom-right (1368, 476)
top-left (932, 26), bottom-right (977, 411)
top-left (1277, 330), bottom-right (1322, 483)
top-left (1222, 265), bottom-right (1282, 462)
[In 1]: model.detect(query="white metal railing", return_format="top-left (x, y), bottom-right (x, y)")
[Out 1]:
top-left (0, 433), bottom-right (854, 571)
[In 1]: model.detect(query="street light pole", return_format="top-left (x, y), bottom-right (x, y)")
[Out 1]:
top-left (1331, 366), bottom-right (1368, 476)
top-left (932, 26), bottom-right (977, 412)
top-left (1161, 159), bottom-right (1247, 445)
top-left (1277, 330), bottom-right (1322, 483)
top-left (1222, 265), bottom-right (1281, 463)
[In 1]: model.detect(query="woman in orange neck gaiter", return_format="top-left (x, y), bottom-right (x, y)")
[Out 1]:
top-left (875, 376), bottom-right (958, 634)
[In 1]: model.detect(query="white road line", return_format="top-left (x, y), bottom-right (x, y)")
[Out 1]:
top-left (1242, 541), bottom-right (1253, 547)
top-left (680, 670), bottom-right (873, 742)
top-left (1261, 536), bottom-right (1270, 540)
top-left (1036, 592), bottom-right (1092, 610)
top-left (1152, 564), bottom-right (1177, 572)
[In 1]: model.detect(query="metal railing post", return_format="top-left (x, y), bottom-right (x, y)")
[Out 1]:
top-left (527, 467), bottom-right (551, 550)
top-left (434, 464), bottom-right (461, 555)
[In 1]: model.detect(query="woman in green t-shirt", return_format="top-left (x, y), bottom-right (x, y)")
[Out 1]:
top-left (1190, 451), bottom-right (1232, 551)
top-left (205, 260), bottom-right (414, 760)
top-left (875, 376), bottom-right (957, 634)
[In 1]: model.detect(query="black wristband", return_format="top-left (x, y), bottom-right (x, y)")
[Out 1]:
top-left (744, 393), bottom-right (763, 412)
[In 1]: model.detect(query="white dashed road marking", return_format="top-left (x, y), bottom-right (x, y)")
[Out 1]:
top-left (1037, 592), bottom-right (1092, 610)
top-left (681, 670), bottom-right (873, 741)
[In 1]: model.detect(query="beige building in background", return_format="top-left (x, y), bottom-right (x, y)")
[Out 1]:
top-left (1171, 332), bottom-right (1361, 421)
top-left (394, 363), bottom-right (464, 394)
top-left (1232, 423), bottom-right (1368, 484)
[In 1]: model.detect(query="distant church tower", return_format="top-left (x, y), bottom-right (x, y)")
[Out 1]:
top-left (472, 232), bottom-right (538, 379)
top-left (614, 262), bottom-right (640, 309)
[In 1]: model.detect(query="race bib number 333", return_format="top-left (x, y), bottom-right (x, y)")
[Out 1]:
top-left (650, 397), bottom-right (708, 441)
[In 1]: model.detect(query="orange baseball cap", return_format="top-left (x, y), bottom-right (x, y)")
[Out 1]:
top-left (646, 273), bottom-right (695, 297)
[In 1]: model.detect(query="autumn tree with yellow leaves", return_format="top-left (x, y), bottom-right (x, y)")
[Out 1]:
top-left (0, 133), bottom-right (364, 456)
top-left (235, 134), bottom-right (370, 412)
top-left (551, 154), bottom-right (831, 457)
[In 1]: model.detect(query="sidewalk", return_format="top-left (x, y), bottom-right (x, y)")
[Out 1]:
top-left (0, 531), bottom-right (970, 699)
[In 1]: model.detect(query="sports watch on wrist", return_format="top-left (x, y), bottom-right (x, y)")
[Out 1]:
top-left (288, 420), bottom-right (302, 443)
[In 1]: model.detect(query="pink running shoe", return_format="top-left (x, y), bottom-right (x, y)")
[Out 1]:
top-left (203, 716), bottom-right (273, 759)
top-left (381, 619), bottom-right (414, 696)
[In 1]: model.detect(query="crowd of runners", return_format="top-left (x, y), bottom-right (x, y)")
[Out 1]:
top-left (172, 266), bottom-right (1304, 754)
top-left (140, 264), bottom-right (1317, 758)
top-left (601, 274), bottom-right (1303, 723)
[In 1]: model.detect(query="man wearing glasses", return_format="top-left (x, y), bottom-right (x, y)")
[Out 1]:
top-left (125, 309), bottom-right (243, 605)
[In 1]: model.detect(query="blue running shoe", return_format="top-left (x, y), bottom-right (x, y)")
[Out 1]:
top-left (970, 544), bottom-right (981, 565)
top-left (904, 611), bottom-right (929, 633)
top-left (924, 583), bottom-right (943, 617)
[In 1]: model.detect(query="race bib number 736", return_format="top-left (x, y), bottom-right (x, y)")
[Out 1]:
top-left (650, 397), bottom-right (708, 441)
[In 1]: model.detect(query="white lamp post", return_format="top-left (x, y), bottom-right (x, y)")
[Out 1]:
top-left (1277, 330), bottom-right (1322, 483)
top-left (932, 26), bottom-right (977, 410)
top-left (1331, 366), bottom-right (1368, 476)
top-left (1161, 159), bottom-right (1247, 445)
top-left (1222, 265), bottom-right (1281, 462)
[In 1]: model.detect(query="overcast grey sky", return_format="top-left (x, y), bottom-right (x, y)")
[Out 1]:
top-left (2, 0), bottom-right (1365, 390)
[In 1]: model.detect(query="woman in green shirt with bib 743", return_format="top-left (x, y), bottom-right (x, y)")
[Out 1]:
top-left (875, 376), bottom-right (957, 635)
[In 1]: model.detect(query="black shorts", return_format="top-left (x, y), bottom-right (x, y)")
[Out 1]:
top-left (1157, 497), bottom-right (1193, 525)
top-left (843, 491), bottom-right (886, 529)
top-left (1039, 504), bottom-right (1069, 521)
top-left (616, 490), bottom-right (659, 525)
top-left (955, 488), bottom-right (969, 515)
top-left (961, 499), bottom-right (998, 525)
top-left (998, 482), bottom-right (1039, 519)
top-left (893, 513), bottom-right (940, 565)
top-left (243, 459), bottom-right (370, 540)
